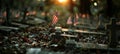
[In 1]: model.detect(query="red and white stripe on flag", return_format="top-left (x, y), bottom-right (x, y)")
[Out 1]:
top-left (52, 15), bottom-right (58, 24)
top-left (67, 16), bottom-right (72, 25)
top-left (74, 14), bottom-right (79, 26)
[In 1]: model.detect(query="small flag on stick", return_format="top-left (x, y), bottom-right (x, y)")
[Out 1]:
top-left (52, 15), bottom-right (58, 25)
top-left (67, 16), bottom-right (72, 25)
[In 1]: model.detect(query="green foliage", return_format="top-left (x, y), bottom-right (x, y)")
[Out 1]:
top-left (1, 0), bottom-right (34, 9)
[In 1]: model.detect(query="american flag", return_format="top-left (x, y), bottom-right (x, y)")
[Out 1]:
top-left (52, 15), bottom-right (58, 25)
top-left (74, 14), bottom-right (79, 26)
top-left (67, 14), bottom-right (79, 26)
top-left (67, 16), bottom-right (72, 25)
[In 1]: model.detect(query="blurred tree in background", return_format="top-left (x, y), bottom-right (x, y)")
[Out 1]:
top-left (0, 0), bottom-right (120, 25)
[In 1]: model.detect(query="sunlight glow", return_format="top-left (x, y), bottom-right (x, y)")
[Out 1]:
top-left (58, 0), bottom-right (67, 3)
top-left (94, 2), bottom-right (98, 6)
